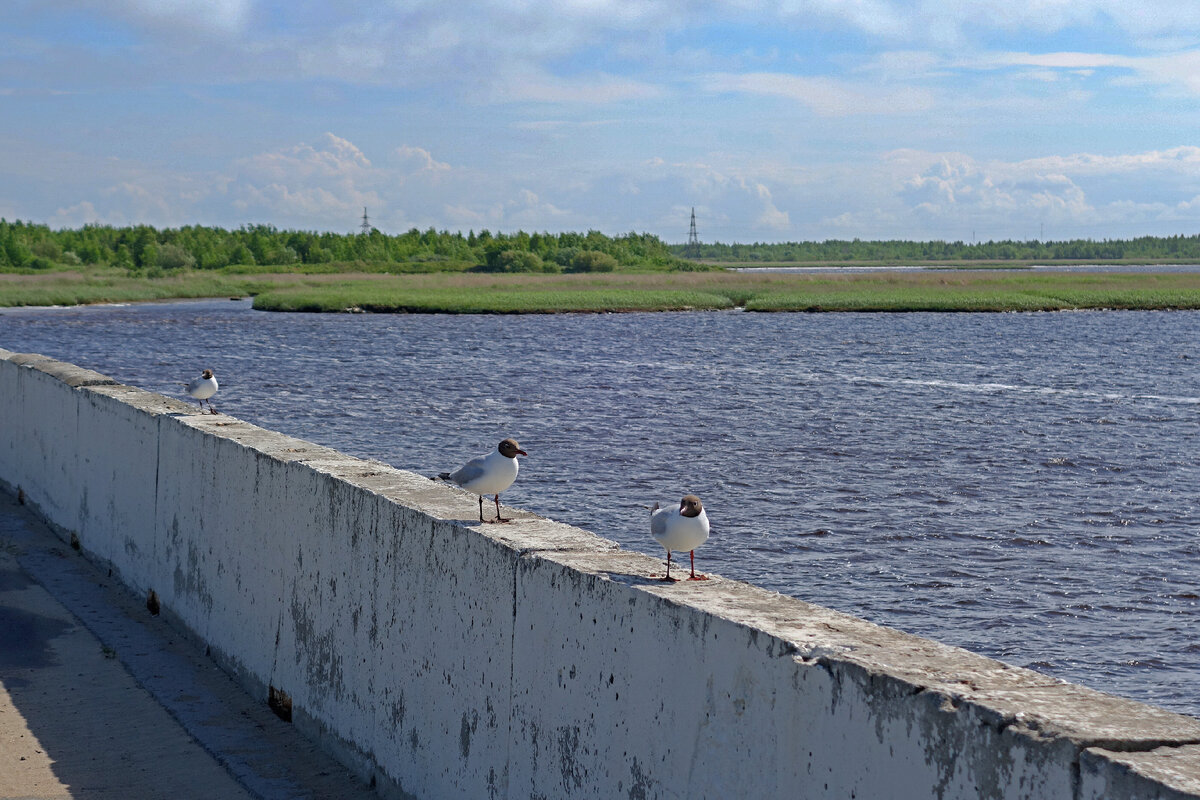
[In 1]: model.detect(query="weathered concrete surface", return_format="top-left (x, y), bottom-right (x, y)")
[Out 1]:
top-left (1081, 746), bottom-right (1200, 800)
top-left (2, 347), bottom-right (1199, 800)
top-left (0, 487), bottom-right (377, 799)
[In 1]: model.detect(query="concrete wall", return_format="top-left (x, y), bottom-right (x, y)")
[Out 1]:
top-left (2, 347), bottom-right (1199, 800)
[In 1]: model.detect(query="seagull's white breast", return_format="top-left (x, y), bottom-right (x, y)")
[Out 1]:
top-left (651, 507), bottom-right (710, 554)
top-left (454, 449), bottom-right (519, 496)
top-left (187, 375), bottom-right (218, 400)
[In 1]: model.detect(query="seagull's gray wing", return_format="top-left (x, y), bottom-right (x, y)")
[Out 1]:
top-left (446, 455), bottom-right (487, 487)
top-left (650, 506), bottom-right (668, 537)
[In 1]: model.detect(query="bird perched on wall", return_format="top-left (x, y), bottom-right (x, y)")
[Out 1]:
top-left (437, 438), bottom-right (527, 523)
top-left (184, 369), bottom-right (218, 414)
top-left (650, 494), bottom-right (710, 582)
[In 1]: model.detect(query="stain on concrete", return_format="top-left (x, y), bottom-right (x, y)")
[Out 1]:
top-left (390, 690), bottom-right (406, 730)
top-left (0, 565), bottom-right (34, 593)
top-left (289, 594), bottom-right (345, 705)
top-left (0, 605), bottom-right (72, 670)
top-left (558, 725), bottom-right (584, 793)
top-left (460, 709), bottom-right (479, 759)
top-left (173, 540), bottom-right (214, 613)
top-left (627, 756), bottom-right (656, 800)
top-left (269, 685), bottom-right (293, 722)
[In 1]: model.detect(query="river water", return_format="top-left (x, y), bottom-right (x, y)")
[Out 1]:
top-left (2, 299), bottom-right (1198, 717)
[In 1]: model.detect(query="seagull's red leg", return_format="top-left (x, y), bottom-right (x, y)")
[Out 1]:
top-left (478, 495), bottom-right (486, 523)
top-left (494, 494), bottom-right (511, 523)
top-left (686, 550), bottom-right (709, 581)
top-left (658, 551), bottom-right (678, 582)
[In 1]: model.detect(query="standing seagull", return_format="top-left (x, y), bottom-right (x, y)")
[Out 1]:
top-left (438, 438), bottom-right (527, 523)
top-left (184, 369), bottom-right (218, 414)
top-left (650, 494), bottom-right (710, 582)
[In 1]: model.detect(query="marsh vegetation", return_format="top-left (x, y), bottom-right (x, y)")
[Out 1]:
top-left (6, 219), bottom-right (1200, 312)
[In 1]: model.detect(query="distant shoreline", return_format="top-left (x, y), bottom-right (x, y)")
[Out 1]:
top-left (6, 264), bottom-right (1200, 314)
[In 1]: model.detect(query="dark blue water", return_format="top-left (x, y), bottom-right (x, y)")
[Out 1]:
top-left (736, 264), bottom-right (1200, 273)
top-left (3, 299), bottom-right (1198, 717)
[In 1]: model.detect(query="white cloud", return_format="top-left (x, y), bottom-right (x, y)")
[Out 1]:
top-left (394, 146), bottom-right (451, 175)
top-left (1009, 147), bottom-right (1200, 177)
top-left (869, 145), bottom-right (1200, 239)
top-left (706, 71), bottom-right (936, 116)
top-left (752, 182), bottom-right (790, 229)
top-left (235, 133), bottom-right (372, 183)
top-left (954, 48), bottom-right (1200, 98)
top-left (487, 68), bottom-right (662, 104)
top-left (82, 0), bottom-right (252, 35)
top-left (843, 1), bottom-right (1200, 44)
top-left (52, 200), bottom-right (105, 227)
top-left (224, 134), bottom-right (383, 227)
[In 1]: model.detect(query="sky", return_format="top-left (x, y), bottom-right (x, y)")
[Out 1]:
top-left (6, 1), bottom-right (1200, 243)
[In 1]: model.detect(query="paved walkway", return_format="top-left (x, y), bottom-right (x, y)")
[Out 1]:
top-left (0, 490), bottom-right (379, 800)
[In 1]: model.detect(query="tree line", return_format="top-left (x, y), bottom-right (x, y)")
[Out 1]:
top-left (9, 218), bottom-right (1200, 273)
top-left (670, 235), bottom-right (1200, 263)
top-left (0, 220), bottom-right (695, 273)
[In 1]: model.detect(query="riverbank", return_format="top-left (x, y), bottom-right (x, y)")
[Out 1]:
top-left (5, 265), bottom-right (1200, 312)
top-left (250, 269), bottom-right (1200, 312)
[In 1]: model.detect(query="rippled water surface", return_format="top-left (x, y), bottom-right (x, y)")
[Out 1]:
top-left (3, 299), bottom-right (1198, 717)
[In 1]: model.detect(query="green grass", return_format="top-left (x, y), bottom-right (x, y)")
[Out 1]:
top-left (253, 285), bottom-right (734, 313)
top-left (742, 271), bottom-right (1200, 312)
top-left (253, 270), bottom-right (1200, 313)
top-left (7, 264), bottom-right (1200, 313)
top-left (0, 271), bottom-right (259, 307)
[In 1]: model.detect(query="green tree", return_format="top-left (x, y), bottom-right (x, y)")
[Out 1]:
top-left (483, 248), bottom-right (546, 272)
top-left (156, 243), bottom-right (197, 270)
top-left (567, 250), bottom-right (618, 273)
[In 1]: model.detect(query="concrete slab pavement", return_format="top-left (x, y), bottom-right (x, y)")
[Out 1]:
top-left (0, 489), bottom-right (379, 800)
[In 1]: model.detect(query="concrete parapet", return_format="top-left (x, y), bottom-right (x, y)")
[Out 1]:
top-left (1, 349), bottom-right (1198, 799)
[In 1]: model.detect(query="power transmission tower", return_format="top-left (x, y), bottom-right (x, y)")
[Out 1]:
top-left (360, 207), bottom-right (371, 234)
top-left (687, 207), bottom-right (699, 256)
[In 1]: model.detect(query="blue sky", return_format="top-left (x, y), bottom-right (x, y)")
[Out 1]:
top-left (6, 1), bottom-right (1200, 243)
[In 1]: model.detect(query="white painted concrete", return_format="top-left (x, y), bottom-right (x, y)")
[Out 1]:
top-left (2, 347), bottom-right (1199, 800)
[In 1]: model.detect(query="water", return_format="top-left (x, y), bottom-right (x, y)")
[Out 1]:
top-left (2, 299), bottom-right (1198, 718)
top-left (735, 263), bottom-right (1200, 273)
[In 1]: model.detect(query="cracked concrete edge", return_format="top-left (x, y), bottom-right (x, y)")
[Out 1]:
top-left (4, 348), bottom-right (1199, 798)
top-left (1081, 745), bottom-right (1200, 799)
top-left (3, 349), bottom-right (117, 387)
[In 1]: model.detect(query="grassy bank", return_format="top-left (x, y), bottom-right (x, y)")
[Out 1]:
top-left (250, 270), bottom-right (1200, 313)
top-left (250, 273), bottom-right (737, 313)
top-left (0, 270), bottom-right (259, 307)
top-left (6, 265), bottom-right (1200, 313)
top-left (0, 266), bottom-right (389, 308)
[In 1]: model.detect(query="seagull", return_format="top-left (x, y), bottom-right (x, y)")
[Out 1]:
top-left (437, 438), bottom-right (527, 523)
top-left (650, 494), bottom-right (710, 582)
top-left (184, 369), bottom-right (218, 414)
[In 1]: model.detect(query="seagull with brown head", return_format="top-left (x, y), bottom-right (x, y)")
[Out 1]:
top-left (184, 368), bottom-right (218, 414)
top-left (438, 438), bottom-right (528, 523)
top-left (650, 494), bottom-right (710, 581)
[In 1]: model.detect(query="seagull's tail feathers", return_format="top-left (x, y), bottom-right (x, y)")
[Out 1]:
top-left (649, 502), bottom-right (661, 514)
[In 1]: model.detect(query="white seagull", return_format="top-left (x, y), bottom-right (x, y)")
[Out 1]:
top-left (438, 438), bottom-right (527, 523)
top-left (184, 369), bottom-right (218, 414)
top-left (650, 494), bottom-right (710, 582)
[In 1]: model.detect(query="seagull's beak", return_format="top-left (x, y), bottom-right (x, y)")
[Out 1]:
top-left (516, 449), bottom-right (528, 457)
